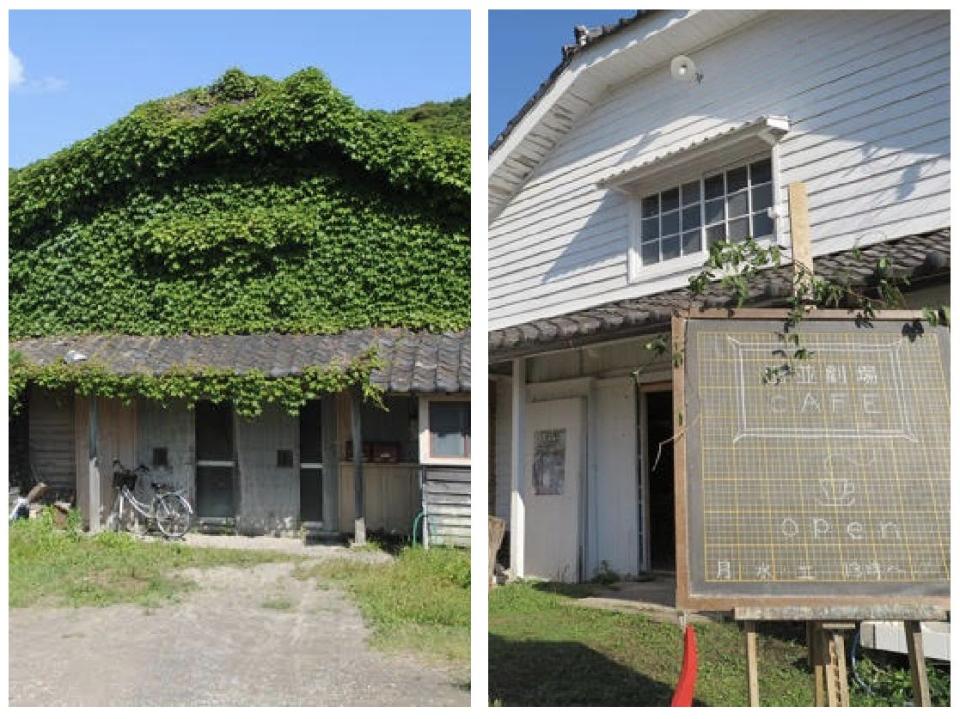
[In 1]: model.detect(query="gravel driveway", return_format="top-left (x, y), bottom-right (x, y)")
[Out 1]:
top-left (9, 560), bottom-right (469, 706)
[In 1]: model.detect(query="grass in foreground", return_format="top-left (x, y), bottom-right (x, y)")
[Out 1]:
top-left (10, 509), bottom-right (287, 608)
top-left (296, 545), bottom-right (470, 671)
top-left (489, 582), bottom-right (949, 707)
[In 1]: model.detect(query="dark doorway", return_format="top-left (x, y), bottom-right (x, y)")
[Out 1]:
top-left (195, 401), bottom-right (235, 518)
top-left (299, 400), bottom-right (323, 523)
top-left (645, 390), bottom-right (675, 571)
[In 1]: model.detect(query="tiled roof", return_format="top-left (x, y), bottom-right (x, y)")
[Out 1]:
top-left (489, 11), bottom-right (650, 155)
top-left (489, 229), bottom-right (950, 361)
top-left (13, 329), bottom-right (470, 394)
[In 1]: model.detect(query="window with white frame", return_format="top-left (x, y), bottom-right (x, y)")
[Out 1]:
top-left (418, 396), bottom-right (471, 465)
top-left (638, 156), bottom-right (775, 268)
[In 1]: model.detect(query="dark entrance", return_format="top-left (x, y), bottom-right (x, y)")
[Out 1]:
top-left (645, 390), bottom-right (675, 571)
top-left (299, 400), bottom-right (323, 523)
top-left (195, 401), bottom-right (235, 518)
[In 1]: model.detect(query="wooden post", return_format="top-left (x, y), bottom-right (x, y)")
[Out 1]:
top-left (350, 387), bottom-right (365, 545)
top-left (904, 620), bottom-right (931, 707)
top-left (88, 396), bottom-right (101, 533)
top-left (807, 622), bottom-right (826, 707)
top-left (788, 181), bottom-right (813, 287)
top-left (509, 358), bottom-right (526, 578)
top-left (743, 620), bottom-right (760, 707)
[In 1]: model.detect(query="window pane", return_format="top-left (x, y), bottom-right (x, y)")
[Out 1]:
top-left (751, 183), bottom-right (773, 211)
top-left (661, 235), bottom-right (680, 260)
top-left (728, 216), bottom-right (750, 242)
top-left (642, 195), bottom-right (659, 217)
top-left (682, 230), bottom-right (701, 255)
top-left (752, 210), bottom-right (774, 238)
top-left (681, 204), bottom-right (701, 230)
top-left (661, 210), bottom-right (679, 236)
top-left (750, 158), bottom-right (772, 185)
top-left (726, 166), bottom-right (748, 193)
top-left (641, 240), bottom-right (660, 265)
top-left (704, 198), bottom-right (724, 224)
top-left (705, 224), bottom-right (726, 246)
top-left (642, 217), bottom-right (660, 240)
top-left (429, 402), bottom-right (470, 458)
top-left (661, 187), bottom-right (680, 212)
top-left (726, 190), bottom-right (748, 218)
top-left (704, 173), bottom-right (725, 199)
top-left (681, 181), bottom-right (700, 206)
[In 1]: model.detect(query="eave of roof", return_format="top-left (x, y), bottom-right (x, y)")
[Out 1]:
top-left (489, 11), bottom-right (651, 155)
top-left (489, 229), bottom-right (950, 362)
top-left (13, 329), bottom-right (471, 395)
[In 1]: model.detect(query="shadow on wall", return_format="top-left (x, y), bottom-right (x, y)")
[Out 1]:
top-left (542, 191), bottom-right (630, 283)
top-left (488, 634), bottom-right (686, 707)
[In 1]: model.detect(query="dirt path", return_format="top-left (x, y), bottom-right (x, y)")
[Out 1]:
top-left (9, 561), bottom-right (469, 706)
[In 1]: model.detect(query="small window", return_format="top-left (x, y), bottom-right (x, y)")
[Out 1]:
top-left (637, 155), bottom-right (775, 269)
top-left (429, 402), bottom-right (470, 459)
top-left (152, 447), bottom-right (168, 467)
top-left (276, 449), bottom-right (293, 468)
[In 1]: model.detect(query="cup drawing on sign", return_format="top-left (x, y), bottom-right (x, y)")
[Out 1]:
top-left (815, 452), bottom-right (876, 507)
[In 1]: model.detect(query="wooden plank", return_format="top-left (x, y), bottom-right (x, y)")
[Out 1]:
top-left (736, 605), bottom-right (947, 621)
top-left (744, 620), bottom-right (760, 707)
top-left (672, 314), bottom-right (691, 608)
top-left (807, 622), bottom-right (826, 707)
top-left (904, 620), bottom-right (931, 707)
top-left (789, 181), bottom-right (813, 283)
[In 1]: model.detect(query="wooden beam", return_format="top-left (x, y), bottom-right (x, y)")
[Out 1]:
top-left (904, 620), bottom-right (931, 707)
top-left (349, 387), bottom-right (365, 545)
top-left (509, 358), bottom-right (526, 578)
top-left (88, 396), bottom-right (101, 533)
top-left (788, 181), bottom-right (813, 287)
top-left (744, 620), bottom-right (760, 707)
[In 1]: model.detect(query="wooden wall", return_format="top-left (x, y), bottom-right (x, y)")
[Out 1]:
top-left (235, 403), bottom-right (299, 535)
top-left (337, 462), bottom-right (421, 535)
top-left (27, 389), bottom-right (75, 498)
top-left (489, 11), bottom-right (949, 328)
top-left (422, 466), bottom-right (471, 547)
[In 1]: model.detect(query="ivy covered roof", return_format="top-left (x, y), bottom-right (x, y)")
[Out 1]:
top-left (12, 329), bottom-right (470, 394)
top-left (9, 68), bottom-right (470, 340)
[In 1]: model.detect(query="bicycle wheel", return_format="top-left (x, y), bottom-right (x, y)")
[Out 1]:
top-left (154, 493), bottom-right (192, 538)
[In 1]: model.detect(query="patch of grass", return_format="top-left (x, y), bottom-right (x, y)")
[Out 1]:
top-left (260, 596), bottom-right (295, 612)
top-left (299, 546), bottom-right (469, 671)
top-left (488, 582), bottom-right (949, 707)
top-left (10, 509), bottom-right (288, 608)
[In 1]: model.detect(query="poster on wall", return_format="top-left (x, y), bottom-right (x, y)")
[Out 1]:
top-left (533, 429), bottom-right (566, 495)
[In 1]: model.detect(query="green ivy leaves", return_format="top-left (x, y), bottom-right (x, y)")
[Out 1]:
top-left (9, 70), bottom-right (470, 340)
top-left (10, 351), bottom-right (383, 418)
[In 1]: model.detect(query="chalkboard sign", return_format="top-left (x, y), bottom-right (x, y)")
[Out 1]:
top-left (673, 310), bottom-right (949, 612)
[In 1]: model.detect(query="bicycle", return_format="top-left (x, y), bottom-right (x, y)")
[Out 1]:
top-left (109, 460), bottom-right (193, 539)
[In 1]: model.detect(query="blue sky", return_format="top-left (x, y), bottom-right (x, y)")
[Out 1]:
top-left (489, 9), bottom-right (633, 145)
top-left (9, 10), bottom-right (470, 167)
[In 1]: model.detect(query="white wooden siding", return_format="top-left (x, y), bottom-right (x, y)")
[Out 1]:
top-left (489, 10), bottom-right (949, 329)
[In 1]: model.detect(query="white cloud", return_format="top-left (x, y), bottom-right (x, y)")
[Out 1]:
top-left (10, 50), bottom-right (25, 87)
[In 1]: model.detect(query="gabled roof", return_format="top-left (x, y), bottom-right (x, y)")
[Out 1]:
top-left (13, 329), bottom-right (471, 394)
top-left (488, 10), bottom-right (766, 218)
top-left (489, 229), bottom-right (950, 361)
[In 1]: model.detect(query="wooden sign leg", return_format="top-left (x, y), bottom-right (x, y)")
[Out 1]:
top-left (807, 622), bottom-right (826, 707)
top-left (831, 628), bottom-right (850, 707)
top-left (904, 620), bottom-right (931, 707)
top-left (743, 620), bottom-right (760, 707)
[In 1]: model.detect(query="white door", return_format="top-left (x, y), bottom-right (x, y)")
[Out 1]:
top-left (524, 398), bottom-right (584, 582)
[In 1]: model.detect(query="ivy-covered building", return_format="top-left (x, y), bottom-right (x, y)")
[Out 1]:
top-left (9, 69), bottom-right (471, 543)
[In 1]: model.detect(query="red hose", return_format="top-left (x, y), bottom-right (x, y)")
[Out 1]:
top-left (670, 624), bottom-right (698, 706)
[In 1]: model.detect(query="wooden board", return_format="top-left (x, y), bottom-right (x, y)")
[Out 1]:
top-left (674, 309), bottom-right (950, 612)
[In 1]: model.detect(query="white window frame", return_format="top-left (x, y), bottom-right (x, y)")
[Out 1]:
top-left (418, 393), bottom-right (471, 466)
top-left (627, 150), bottom-right (782, 284)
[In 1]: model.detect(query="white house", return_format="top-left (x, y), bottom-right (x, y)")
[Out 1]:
top-left (488, 10), bottom-right (950, 582)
